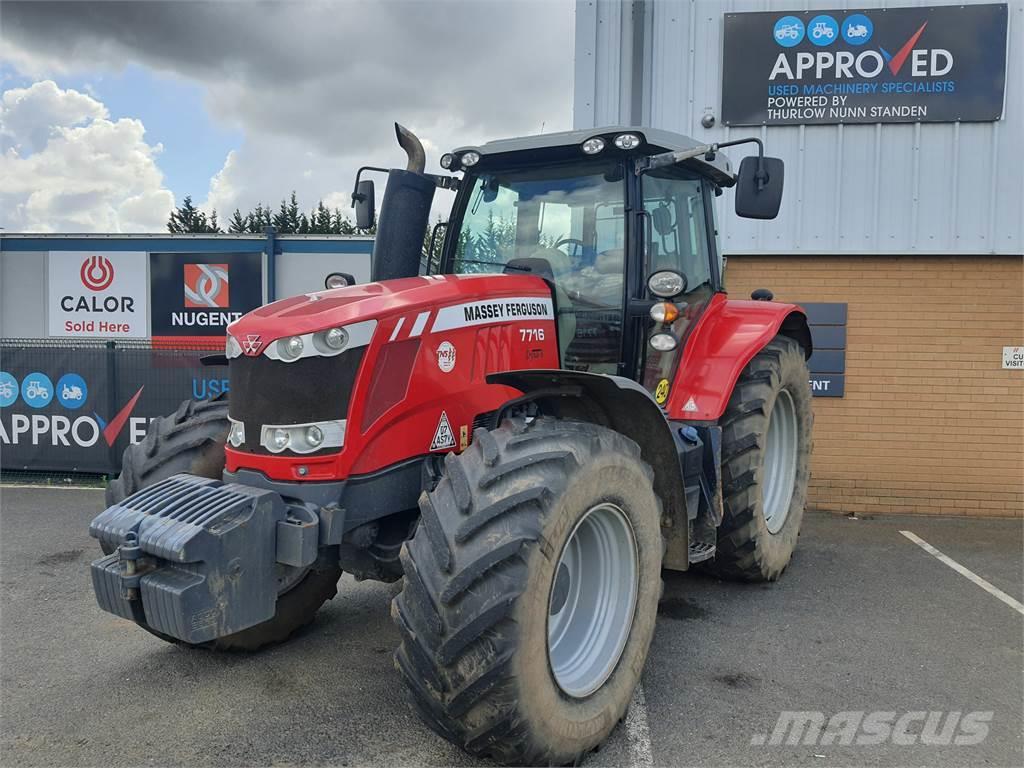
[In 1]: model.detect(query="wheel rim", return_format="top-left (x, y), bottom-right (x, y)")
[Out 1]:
top-left (762, 388), bottom-right (799, 534)
top-left (547, 502), bottom-right (638, 698)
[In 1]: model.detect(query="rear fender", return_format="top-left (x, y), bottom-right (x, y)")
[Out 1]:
top-left (487, 370), bottom-right (691, 570)
top-left (667, 295), bottom-right (811, 421)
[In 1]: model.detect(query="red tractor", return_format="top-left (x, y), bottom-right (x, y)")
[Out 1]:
top-left (90, 125), bottom-right (813, 765)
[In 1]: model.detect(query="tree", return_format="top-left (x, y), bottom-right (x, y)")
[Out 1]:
top-left (167, 195), bottom-right (219, 233)
top-left (227, 208), bottom-right (248, 234)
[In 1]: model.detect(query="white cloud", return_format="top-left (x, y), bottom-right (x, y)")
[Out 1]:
top-left (0, 80), bottom-right (174, 232)
top-left (2, 1), bottom-right (573, 226)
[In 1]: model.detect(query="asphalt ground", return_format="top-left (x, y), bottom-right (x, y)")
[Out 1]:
top-left (1, 486), bottom-right (1021, 767)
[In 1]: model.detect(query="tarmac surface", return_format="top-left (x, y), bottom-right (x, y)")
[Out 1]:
top-left (1, 485), bottom-right (1021, 767)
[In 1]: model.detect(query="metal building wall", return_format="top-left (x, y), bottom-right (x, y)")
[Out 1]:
top-left (574, 0), bottom-right (1024, 255)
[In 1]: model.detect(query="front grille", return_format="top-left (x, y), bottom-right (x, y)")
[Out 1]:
top-left (228, 347), bottom-right (366, 455)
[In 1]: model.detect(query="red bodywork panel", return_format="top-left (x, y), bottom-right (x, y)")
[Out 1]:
top-left (224, 274), bottom-right (559, 482)
top-left (666, 293), bottom-right (807, 421)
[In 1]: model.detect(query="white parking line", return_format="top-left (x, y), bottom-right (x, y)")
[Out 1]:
top-left (900, 530), bottom-right (1024, 616)
top-left (625, 682), bottom-right (654, 768)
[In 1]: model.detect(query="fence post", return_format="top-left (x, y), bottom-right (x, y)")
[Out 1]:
top-left (264, 225), bottom-right (278, 303)
top-left (105, 340), bottom-right (117, 475)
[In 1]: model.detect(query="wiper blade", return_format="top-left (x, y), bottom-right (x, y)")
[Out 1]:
top-left (455, 259), bottom-right (529, 271)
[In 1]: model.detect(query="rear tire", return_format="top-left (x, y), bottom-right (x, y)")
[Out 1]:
top-left (393, 417), bottom-right (663, 765)
top-left (709, 335), bottom-right (813, 581)
top-left (103, 396), bottom-right (342, 652)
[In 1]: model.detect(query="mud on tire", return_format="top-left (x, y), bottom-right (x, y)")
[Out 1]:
top-left (104, 396), bottom-right (342, 652)
top-left (393, 417), bottom-right (664, 765)
top-left (709, 335), bottom-right (813, 581)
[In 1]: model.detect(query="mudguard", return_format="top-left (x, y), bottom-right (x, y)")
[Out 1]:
top-left (667, 294), bottom-right (811, 421)
top-left (487, 369), bottom-right (691, 570)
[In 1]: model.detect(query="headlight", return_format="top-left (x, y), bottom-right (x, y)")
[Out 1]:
top-left (440, 153), bottom-right (454, 169)
top-left (582, 137), bottom-right (606, 155)
top-left (460, 150), bottom-right (480, 167)
top-left (305, 425), bottom-right (324, 447)
top-left (260, 420), bottom-right (346, 454)
top-left (277, 335), bottom-right (303, 361)
top-left (614, 133), bottom-right (642, 150)
top-left (227, 419), bottom-right (245, 447)
top-left (649, 332), bottom-right (679, 352)
top-left (225, 334), bottom-right (242, 359)
top-left (311, 327), bottom-right (348, 355)
top-left (647, 270), bottom-right (687, 299)
top-left (325, 272), bottom-right (351, 290)
top-left (271, 428), bottom-right (290, 451)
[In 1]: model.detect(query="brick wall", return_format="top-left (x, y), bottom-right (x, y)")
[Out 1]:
top-left (725, 255), bottom-right (1023, 518)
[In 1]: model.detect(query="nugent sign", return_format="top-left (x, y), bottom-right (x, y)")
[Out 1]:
top-left (48, 251), bottom-right (148, 338)
top-left (722, 4), bottom-right (1008, 126)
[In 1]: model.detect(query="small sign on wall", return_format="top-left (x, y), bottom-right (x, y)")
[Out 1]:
top-left (803, 303), bottom-right (847, 397)
top-left (1003, 347), bottom-right (1024, 370)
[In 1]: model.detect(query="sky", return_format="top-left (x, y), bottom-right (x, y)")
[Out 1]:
top-left (0, 0), bottom-right (575, 232)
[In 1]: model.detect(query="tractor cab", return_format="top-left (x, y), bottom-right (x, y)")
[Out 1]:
top-left (427, 126), bottom-right (784, 401)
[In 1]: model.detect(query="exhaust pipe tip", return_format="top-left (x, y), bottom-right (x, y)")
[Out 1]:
top-left (394, 122), bottom-right (426, 175)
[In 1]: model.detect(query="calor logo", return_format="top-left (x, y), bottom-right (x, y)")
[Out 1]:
top-left (184, 263), bottom-right (230, 308)
top-left (80, 255), bottom-right (115, 292)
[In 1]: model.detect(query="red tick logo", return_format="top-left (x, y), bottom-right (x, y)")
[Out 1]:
top-left (879, 22), bottom-right (928, 75)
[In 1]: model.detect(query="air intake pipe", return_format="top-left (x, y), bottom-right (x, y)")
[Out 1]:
top-left (371, 123), bottom-right (436, 282)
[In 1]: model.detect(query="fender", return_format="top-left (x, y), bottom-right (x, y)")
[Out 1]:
top-left (666, 293), bottom-right (811, 422)
top-left (487, 369), bottom-right (691, 570)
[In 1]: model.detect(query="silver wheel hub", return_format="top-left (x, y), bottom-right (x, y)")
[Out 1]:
top-left (547, 502), bottom-right (639, 698)
top-left (762, 388), bottom-right (799, 534)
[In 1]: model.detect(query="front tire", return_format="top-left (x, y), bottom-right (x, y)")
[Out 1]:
top-left (393, 417), bottom-right (663, 765)
top-left (710, 335), bottom-right (813, 581)
top-left (104, 396), bottom-right (342, 652)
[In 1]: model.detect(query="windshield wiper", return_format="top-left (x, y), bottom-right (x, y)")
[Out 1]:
top-left (456, 259), bottom-right (530, 271)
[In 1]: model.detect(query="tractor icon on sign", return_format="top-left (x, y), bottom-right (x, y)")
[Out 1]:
top-left (775, 23), bottom-right (801, 41)
top-left (62, 383), bottom-right (84, 401)
top-left (25, 380), bottom-right (50, 399)
top-left (846, 23), bottom-right (868, 39)
top-left (0, 381), bottom-right (14, 400)
top-left (811, 21), bottom-right (835, 40)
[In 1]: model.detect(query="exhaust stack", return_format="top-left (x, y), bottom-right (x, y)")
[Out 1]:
top-left (371, 123), bottom-right (436, 282)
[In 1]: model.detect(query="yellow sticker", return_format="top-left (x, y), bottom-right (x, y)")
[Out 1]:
top-left (655, 379), bottom-right (670, 404)
top-left (459, 424), bottom-right (469, 451)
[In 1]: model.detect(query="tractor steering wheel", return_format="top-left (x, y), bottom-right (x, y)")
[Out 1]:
top-left (554, 238), bottom-right (585, 260)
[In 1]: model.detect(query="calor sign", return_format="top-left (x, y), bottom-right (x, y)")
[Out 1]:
top-left (48, 251), bottom-right (148, 338)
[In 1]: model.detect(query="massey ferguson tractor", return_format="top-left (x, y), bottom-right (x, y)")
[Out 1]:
top-left (90, 124), bottom-right (813, 765)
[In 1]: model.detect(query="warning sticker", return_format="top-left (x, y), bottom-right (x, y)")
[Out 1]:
top-left (683, 396), bottom-right (699, 413)
top-left (430, 411), bottom-right (457, 451)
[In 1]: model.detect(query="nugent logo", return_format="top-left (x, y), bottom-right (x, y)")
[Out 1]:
top-left (184, 263), bottom-right (230, 308)
top-left (80, 255), bottom-right (115, 291)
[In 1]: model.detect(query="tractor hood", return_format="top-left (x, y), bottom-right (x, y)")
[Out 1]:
top-left (227, 273), bottom-right (552, 352)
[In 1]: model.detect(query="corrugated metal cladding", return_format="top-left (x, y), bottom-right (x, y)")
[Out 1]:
top-left (574, 0), bottom-right (1024, 255)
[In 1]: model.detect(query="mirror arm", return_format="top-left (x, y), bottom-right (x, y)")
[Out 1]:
top-left (427, 174), bottom-right (460, 192)
top-left (713, 137), bottom-right (768, 190)
top-left (638, 136), bottom-right (769, 191)
top-left (351, 166), bottom-right (389, 207)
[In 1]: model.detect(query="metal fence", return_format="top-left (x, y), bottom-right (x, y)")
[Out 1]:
top-left (1, 338), bottom-right (226, 481)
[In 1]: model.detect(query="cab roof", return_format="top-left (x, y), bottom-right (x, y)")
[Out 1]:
top-left (453, 125), bottom-right (735, 187)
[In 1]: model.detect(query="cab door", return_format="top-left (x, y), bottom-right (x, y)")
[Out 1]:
top-left (633, 168), bottom-right (720, 404)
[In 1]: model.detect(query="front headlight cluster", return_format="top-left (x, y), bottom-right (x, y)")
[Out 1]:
top-left (260, 327), bottom-right (350, 363)
top-left (227, 417), bottom-right (245, 447)
top-left (260, 420), bottom-right (346, 454)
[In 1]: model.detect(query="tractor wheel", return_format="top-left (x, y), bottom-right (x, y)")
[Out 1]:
top-left (393, 417), bottom-right (663, 765)
top-left (104, 396), bottom-right (342, 652)
top-left (710, 335), bottom-right (813, 581)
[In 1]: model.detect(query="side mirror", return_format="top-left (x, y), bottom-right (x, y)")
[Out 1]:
top-left (354, 179), bottom-right (375, 230)
top-left (735, 156), bottom-right (784, 220)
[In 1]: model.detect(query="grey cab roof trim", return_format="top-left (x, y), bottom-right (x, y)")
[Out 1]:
top-left (453, 125), bottom-right (735, 187)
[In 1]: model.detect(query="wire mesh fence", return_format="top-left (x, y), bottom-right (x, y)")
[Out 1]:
top-left (0, 337), bottom-right (226, 485)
